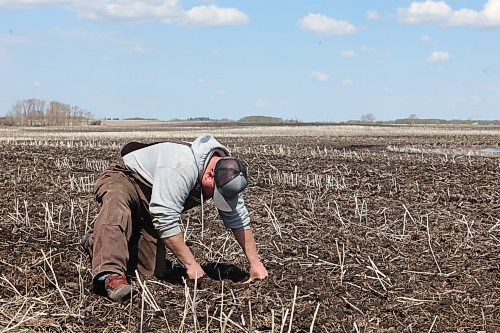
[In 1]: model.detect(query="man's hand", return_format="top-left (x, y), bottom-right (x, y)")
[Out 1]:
top-left (231, 228), bottom-right (268, 283)
top-left (185, 261), bottom-right (206, 280)
top-left (245, 261), bottom-right (268, 283)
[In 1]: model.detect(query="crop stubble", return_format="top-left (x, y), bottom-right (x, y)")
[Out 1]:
top-left (0, 127), bottom-right (499, 332)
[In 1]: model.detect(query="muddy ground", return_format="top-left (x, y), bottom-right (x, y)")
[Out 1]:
top-left (0, 131), bottom-right (499, 332)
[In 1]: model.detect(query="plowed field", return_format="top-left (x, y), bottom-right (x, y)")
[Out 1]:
top-left (0, 126), bottom-right (499, 332)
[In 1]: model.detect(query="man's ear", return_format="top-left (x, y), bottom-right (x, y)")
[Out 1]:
top-left (206, 168), bottom-right (215, 179)
top-left (203, 167), bottom-right (215, 180)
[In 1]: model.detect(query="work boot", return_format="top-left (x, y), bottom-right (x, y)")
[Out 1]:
top-left (105, 274), bottom-right (132, 301)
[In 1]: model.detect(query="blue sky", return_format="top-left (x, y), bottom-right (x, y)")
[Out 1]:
top-left (1, 1), bottom-right (499, 122)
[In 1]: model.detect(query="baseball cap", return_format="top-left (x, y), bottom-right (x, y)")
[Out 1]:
top-left (213, 157), bottom-right (248, 212)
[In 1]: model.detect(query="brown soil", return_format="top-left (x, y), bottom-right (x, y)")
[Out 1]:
top-left (0, 134), bottom-right (498, 332)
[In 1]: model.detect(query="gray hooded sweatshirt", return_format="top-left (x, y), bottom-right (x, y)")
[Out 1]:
top-left (122, 133), bottom-right (250, 238)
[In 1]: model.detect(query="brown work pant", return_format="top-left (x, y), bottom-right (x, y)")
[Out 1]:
top-left (89, 158), bottom-right (166, 281)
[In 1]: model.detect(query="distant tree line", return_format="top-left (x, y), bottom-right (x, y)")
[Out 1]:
top-left (1, 98), bottom-right (100, 126)
top-left (239, 115), bottom-right (300, 123)
top-left (187, 117), bottom-right (211, 121)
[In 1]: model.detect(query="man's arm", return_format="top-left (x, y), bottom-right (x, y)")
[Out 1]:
top-left (231, 228), bottom-right (268, 282)
top-left (161, 233), bottom-right (205, 280)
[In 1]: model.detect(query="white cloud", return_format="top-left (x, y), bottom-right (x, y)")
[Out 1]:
top-left (340, 50), bottom-right (358, 58)
top-left (397, 0), bottom-right (500, 27)
top-left (420, 35), bottom-right (437, 44)
top-left (0, 1), bottom-right (250, 27)
top-left (48, 1), bottom-right (184, 22)
top-left (0, 0), bottom-right (71, 7)
top-left (427, 51), bottom-right (450, 62)
top-left (447, 8), bottom-right (480, 26)
top-left (397, 1), bottom-right (451, 24)
top-left (482, 0), bottom-right (500, 25)
top-left (103, 1), bottom-right (181, 21)
top-left (342, 79), bottom-right (353, 85)
top-left (298, 13), bottom-right (357, 35)
top-left (183, 5), bottom-right (249, 26)
top-left (310, 70), bottom-right (330, 81)
top-left (366, 10), bottom-right (380, 20)
top-left (33, 80), bottom-right (41, 86)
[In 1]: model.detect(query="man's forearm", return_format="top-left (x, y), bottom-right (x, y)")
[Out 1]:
top-left (162, 233), bottom-right (206, 279)
top-left (161, 233), bottom-right (196, 266)
top-left (231, 228), bottom-right (262, 264)
top-left (232, 228), bottom-right (268, 281)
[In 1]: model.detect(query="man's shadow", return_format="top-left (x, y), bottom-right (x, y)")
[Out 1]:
top-left (158, 260), bottom-right (249, 284)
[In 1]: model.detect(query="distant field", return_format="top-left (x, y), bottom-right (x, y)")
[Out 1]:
top-left (0, 124), bottom-right (498, 332)
top-left (2, 122), bottom-right (500, 140)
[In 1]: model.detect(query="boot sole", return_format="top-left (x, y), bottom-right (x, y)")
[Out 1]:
top-left (107, 285), bottom-right (132, 301)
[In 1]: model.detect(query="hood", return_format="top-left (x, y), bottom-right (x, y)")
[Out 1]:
top-left (191, 133), bottom-right (230, 181)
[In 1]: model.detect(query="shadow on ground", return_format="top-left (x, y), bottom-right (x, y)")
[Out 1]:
top-left (159, 260), bottom-right (249, 284)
